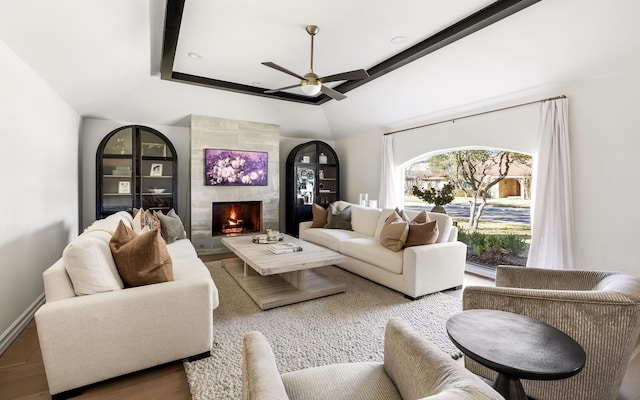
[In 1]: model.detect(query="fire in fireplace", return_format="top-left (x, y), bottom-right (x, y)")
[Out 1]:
top-left (212, 201), bottom-right (262, 236)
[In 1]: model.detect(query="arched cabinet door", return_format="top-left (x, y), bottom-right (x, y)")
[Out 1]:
top-left (285, 140), bottom-right (340, 236)
top-left (96, 125), bottom-right (177, 219)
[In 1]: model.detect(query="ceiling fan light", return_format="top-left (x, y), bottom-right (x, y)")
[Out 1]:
top-left (301, 81), bottom-right (322, 96)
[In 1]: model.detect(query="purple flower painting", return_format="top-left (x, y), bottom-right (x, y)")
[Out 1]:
top-left (205, 149), bottom-right (268, 186)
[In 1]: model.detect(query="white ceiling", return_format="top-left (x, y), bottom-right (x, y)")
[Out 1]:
top-left (0, 0), bottom-right (638, 140)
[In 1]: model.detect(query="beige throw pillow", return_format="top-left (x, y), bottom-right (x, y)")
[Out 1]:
top-left (63, 230), bottom-right (124, 295)
top-left (380, 211), bottom-right (409, 251)
top-left (109, 221), bottom-right (174, 287)
top-left (405, 210), bottom-right (439, 247)
top-left (310, 203), bottom-right (329, 228)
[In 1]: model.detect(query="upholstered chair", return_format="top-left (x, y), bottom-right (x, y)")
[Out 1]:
top-left (463, 266), bottom-right (640, 400)
top-left (242, 318), bottom-right (505, 400)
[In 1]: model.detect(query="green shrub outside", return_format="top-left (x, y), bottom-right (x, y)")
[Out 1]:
top-left (458, 229), bottom-right (529, 257)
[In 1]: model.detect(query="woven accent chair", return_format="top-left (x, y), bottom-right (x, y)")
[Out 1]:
top-left (242, 318), bottom-right (505, 400)
top-left (463, 266), bottom-right (640, 400)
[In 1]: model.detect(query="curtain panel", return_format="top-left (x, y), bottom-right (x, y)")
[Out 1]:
top-left (527, 98), bottom-right (575, 269)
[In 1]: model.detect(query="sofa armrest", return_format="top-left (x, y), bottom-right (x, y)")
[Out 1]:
top-left (243, 331), bottom-right (290, 400)
top-left (35, 276), bottom-right (214, 395)
top-left (43, 258), bottom-right (76, 302)
top-left (402, 241), bottom-right (467, 298)
top-left (299, 220), bottom-right (313, 234)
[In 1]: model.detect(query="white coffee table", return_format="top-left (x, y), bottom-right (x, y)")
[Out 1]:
top-left (221, 234), bottom-right (347, 310)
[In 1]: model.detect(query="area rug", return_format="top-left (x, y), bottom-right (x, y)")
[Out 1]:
top-left (184, 261), bottom-right (463, 400)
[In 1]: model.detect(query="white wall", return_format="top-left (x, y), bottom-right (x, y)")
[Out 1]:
top-left (80, 119), bottom-right (190, 232)
top-left (0, 38), bottom-right (80, 352)
top-left (337, 70), bottom-right (640, 277)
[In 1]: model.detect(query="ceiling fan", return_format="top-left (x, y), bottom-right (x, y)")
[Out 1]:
top-left (262, 25), bottom-right (369, 101)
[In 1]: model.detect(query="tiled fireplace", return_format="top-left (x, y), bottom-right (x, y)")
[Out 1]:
top-left (212, 201), bottom-right (262, 235)
top-left (190, 114), bottom-right (279, 254)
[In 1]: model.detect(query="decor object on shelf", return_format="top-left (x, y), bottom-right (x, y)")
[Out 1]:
top-left (150, 163), bottom-right (163, 176)
top-left (118, 181), bottom-right (130, 194)
top-left (359, 193), bottom-right (369, 206)
top-left (319, 152), bottom-right (328, 164)
top-left (205, 149), bottom-right (267, 186)
top-left (412, 182), bottom-right (455, 213)
top-left (242, 318), bottom-right (504, 400)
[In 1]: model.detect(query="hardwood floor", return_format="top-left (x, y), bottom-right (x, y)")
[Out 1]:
top-left (1, 266), bottom-right (638, 400)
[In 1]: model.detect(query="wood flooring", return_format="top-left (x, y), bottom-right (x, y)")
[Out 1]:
top-left (1, 260), bottom-right (638, 400)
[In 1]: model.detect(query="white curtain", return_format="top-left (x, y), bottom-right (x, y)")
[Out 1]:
top-left (379, 134), bottom-right (399, 209)
top-left (527, 98), bottom-right (575, 269)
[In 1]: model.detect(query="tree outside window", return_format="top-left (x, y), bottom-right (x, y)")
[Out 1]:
top-left (405, 149), bottom-right (532, 268)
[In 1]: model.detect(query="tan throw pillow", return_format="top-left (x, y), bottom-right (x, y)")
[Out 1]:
top-left (405, 211), bottom-right (439, 247)
top-left (380, 211), bottom-right (409, 251)
top-left (325, 204), bottom-right (352, 230)
top-left (310, 203), bottom-right (329, 228)
top-left (109, 221), bottom-right (174, 287)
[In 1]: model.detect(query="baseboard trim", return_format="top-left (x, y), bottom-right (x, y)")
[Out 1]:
top-left (0, 292), bottom-right (45, 357)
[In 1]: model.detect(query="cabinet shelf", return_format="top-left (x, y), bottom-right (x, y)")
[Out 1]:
top-left (97, 125), bottom-right (178, 219)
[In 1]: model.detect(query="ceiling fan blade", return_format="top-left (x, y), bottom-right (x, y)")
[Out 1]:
top-left (264, 84), bottom-right (301, 94)
top-left (320, 85), bottom-right (347, 101)
top-left (320, 69), bottom-right (369, 83)
top-left (262, 62), bottom-right (305, 80)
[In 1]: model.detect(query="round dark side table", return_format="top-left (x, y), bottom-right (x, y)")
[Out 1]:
top-left (446, 309), bottom-right (586, 400)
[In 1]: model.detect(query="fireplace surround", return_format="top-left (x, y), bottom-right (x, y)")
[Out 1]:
top-left (212, 201), bottom-right (262, 236)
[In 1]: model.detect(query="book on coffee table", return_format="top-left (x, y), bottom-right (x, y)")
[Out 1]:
top-left (267, 243), bottom-right (303, 254)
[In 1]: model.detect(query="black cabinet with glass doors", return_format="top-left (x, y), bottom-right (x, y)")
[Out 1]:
top-left (96, 125), bottom-right (177, 219)
top-left (285, 141), bottom-right (340, 236)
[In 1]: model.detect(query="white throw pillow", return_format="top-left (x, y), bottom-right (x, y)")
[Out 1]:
top-left (63, 230), bottom-right (124, 295)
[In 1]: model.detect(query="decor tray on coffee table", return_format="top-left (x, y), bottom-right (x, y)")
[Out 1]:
top-left (221, 234), bottom-right (346, 310)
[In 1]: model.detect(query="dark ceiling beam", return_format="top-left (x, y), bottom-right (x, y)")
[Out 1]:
top-left (160, 0), bottom-right (541, 105)
top-left (160, 0), bottom-right (184, 80)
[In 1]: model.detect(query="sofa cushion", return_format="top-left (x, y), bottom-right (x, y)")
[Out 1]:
top-left (155, 209), bottom-right (186, 244)
top-left (63, 230), bottom-right (124, 295)
top-left (379, 211), bottom-right (409, 252)
top-left (326, 204), bottom-right (352, 230)
top-left (282, 362), bottom-right (401, 400)
top-left (310, 203), bottom-right (328, 228)
top-left (109, 221), bottom-right (174, 287)
top-left (340, 238), bottom-right (404, 274)
top-left (300, 228), bottom-right (370, 252)
top-left (350, 205), bottom-right (381, 236)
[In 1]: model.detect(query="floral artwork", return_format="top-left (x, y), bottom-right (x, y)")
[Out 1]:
top-left (205, 149), bottom-right (268, 186)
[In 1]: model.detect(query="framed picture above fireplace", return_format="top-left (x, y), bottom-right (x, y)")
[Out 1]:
top-left (205, 149), bottom-right (268, 186)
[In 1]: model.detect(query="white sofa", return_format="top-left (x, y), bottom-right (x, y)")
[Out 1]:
top-left (34, 211), bottom-right (219, 399)
top-left (299, 204), bottom-right (467, 298)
